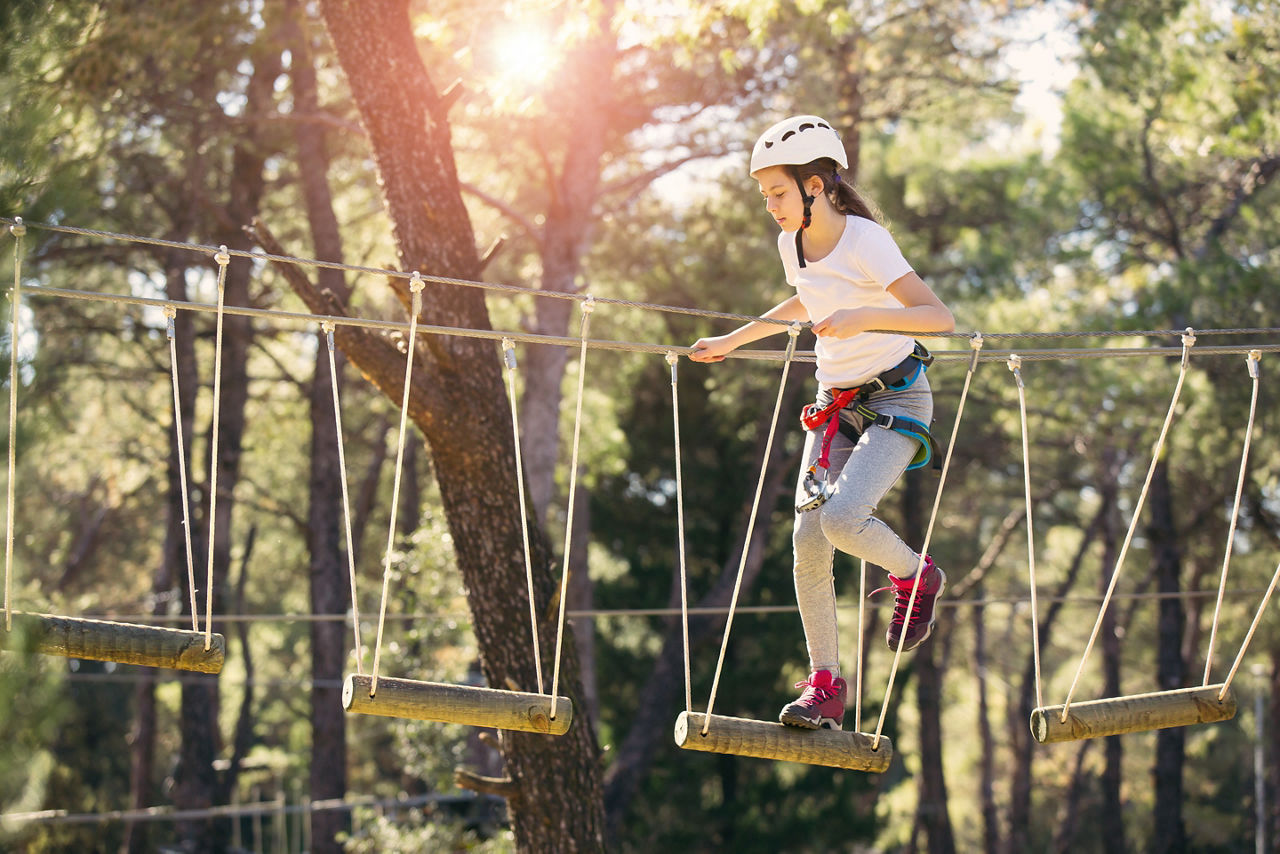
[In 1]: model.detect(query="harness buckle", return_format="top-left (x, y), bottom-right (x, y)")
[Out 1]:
top-left (862, 377), bottom-right (888, 395)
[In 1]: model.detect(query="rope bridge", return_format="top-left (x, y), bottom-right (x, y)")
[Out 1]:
top-left (3, 216), bottom-right (1278, 767)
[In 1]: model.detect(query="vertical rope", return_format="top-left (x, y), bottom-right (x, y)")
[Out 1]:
top-left (1061, 329), bottom-right (1195, 720)
top-left (1205, 350), bottom-right (1260, 686)
top-left (200, 246), bottom-right (231, 649)
top-left (369, 273), bottom-right (425, 696)
top-left (166, 306), bottom-right (200, 632)
top-left (1008, 353), bottom-right (1043, 709)
top-left (1219, 554), bottom-right (1280, 699)
top-left (323, 321), bottom-right (364, 675)
top-left (854, 558), bottom-right (866, 729)
top-left (667, 351), bottom-right (692, 714)
top-left (503, 338), bottom-right (543, 695)
top-left (549, 297), bottom-right (594, 720)
top-left (4, 218), bottom-right (25, 632)
top-left (701, 324), bottom-right (800, 736)
top-left (873, 332), bottom-right (983, 748)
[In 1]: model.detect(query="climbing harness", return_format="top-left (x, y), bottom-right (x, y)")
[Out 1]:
top-left (796, 342), bottom-right (939, 512)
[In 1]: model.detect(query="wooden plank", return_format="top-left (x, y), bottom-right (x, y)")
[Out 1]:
top-left (342, 674), bottom-right (572, 735)
top-left (1031, 684), bottom-right (1237, 744)
top-left (1, 613), bottom-right (225, 673)
top-left (673, 711), bottom-right (893, 772)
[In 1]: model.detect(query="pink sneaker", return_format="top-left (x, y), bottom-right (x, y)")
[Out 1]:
top-left (779, 669), bottom-right (847, 731)
top-left (873, 556), bottom-right (946, 652)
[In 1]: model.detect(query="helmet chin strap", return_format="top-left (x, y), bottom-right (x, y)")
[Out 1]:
top-left (795, 175), bottom-right (814, 268)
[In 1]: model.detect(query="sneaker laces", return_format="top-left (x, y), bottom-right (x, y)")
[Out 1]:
top-left (870, 571), bottom-right (928, 626)
top-left (794, 676), bottom-right (837, 704)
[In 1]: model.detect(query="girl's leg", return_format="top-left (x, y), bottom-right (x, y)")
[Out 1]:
top-left (792, 426), bottom-right (852, 674)
top-left (786, 427), bottom-right (851, 729)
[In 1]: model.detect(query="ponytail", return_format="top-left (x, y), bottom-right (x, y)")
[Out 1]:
top-left (790, 159), bottom-right (883, 225)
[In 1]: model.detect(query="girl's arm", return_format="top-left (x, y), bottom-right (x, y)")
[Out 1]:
top-left (810, 272), bottom-right (954, 339)
top-left (689, 294), bottom-right (809, 362)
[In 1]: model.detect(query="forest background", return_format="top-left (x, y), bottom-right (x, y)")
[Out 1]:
top-left (1, 0), bottom-right (1279, 852)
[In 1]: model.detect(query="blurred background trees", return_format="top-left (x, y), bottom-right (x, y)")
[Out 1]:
top-left (1, 0), bottom-right (1278, 851)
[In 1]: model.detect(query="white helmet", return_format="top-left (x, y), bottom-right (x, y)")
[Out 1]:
top-left (749, 115), bottom-right (848, 174)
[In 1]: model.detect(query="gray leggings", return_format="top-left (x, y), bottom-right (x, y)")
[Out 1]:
top-left (792, 375), bottom-right (934, 673)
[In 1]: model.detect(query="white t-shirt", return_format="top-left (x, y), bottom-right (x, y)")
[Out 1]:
top-left (778, 216), bottom-right (916, 387)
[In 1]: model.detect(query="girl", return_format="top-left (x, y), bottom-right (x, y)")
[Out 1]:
top-left (689, 115), bottom-right (955, 731)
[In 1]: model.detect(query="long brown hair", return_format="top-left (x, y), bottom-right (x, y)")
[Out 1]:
top-left (790, 158), bottom-right (883, 224)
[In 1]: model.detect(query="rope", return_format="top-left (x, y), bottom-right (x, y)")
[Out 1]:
top-left (1060, 329), bottom-right (1196, 720)
top-left (368, 273), bottom-right (425, 696)
top-left (202, 247), bottom-right (231, 651)
top-left (1219, 555), bottom-right (1280, 699)
top-left (872, 332), bottom-right (984, 749)
top-left (667, 352), bottom-right (693, 714)
top-left (854, 558), bottom-right (867, 729)
top-left (549, 298), bottom-right (595, 719)
top-left (1203, 350), bottom-right (1261, 686)
top-left (7, 216), bottom-right (1280, 344)
top-left (502, 338), bottom-right (544, 695)
top-left (323, 321), bottom-right (364, 675)
top-left (4, 218), bottom-right (26, 632)
top-left (43, 585), bottom-right (1272, 626)
top-left (164, 307), bottom-right (200, 632)
top-left (0, 217), bottom-right (795, 331)
top-left (44, 585), bottom-right (1272, 627)
top-left (700, 324), bottom-right (801, 736)
top-left (15, 282), bottom-right (1280, 365)
top-left (1008, 352), bottom-right (1043, 710)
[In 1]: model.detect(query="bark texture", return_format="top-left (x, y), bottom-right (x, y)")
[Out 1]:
top-left (311, 2), bottom-right (607, 849)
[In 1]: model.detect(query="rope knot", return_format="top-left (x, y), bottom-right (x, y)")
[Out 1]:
top-left (581, 295), bottom-right (596, 315)
top-left (408, 271), bottom-right (425, 293)
top-left (9, 217), bottom-right (25, 238)
top-left (213, 245), bottom-right (230, 267)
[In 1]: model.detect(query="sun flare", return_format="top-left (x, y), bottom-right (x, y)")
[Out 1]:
top-left (489, 23), bottom-right (558, 87)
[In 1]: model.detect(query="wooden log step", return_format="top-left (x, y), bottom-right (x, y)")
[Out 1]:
top-left (342, 674), bottom-right (572, 735)
top-left (1, 612), bottom-right (225, 673)
top-left (673, 711), bottom-right (893, 772)
top-left (1031, 684), bottom-right (1237, 744)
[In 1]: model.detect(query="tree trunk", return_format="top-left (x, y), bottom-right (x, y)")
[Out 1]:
top-left (1148, 461), bottom-right (1187, 854)
top-left (972, 583), bottom-right (1000, 854)
top-left (1267, 645), bottom-right (1279, 851)
top-left (125, 248), bottom-right (199, 854)
top-left (1006, 505), bottom-right (1103, 854)
top-left (903, 469), bottom-right (956, 854)
top-left (1051, 741), bottom-right (1094, 853)
top-left (173, 33), bottom-right (282, 848)
top-left (314, 2), bottom-right (606, 849)
top-left (1098, 455), bottom-right (1126, 854)
top-left (287, 4), bottom-right (355, 847)
top-left (567, 478), bottom-right (599, 727)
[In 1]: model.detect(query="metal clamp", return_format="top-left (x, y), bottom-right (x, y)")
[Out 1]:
top-left (796, 467), bottom-right (834, 513)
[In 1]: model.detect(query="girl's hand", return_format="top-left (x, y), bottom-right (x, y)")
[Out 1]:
top-left (811, 308), bottom-right (869, 340)
top-left (689, 335), bottom-right (737, 363)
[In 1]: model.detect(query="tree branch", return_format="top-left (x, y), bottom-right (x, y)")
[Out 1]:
top-left (1195, 154), bottom-right (1280, 260)
top-left (459, 181), bottom-right (541, 247)
top-left (455, 770), bottom-right (521, 799)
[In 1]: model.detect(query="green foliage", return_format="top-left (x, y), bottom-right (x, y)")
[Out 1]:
top-left (1, 0), bottom-right (1279, 851)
